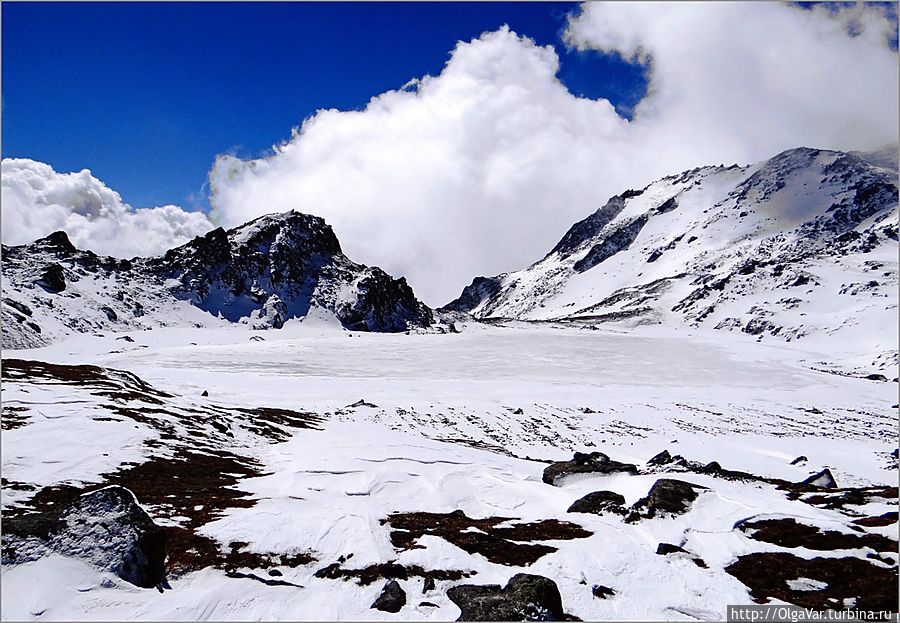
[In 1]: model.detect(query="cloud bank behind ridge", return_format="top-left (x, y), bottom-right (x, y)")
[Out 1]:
top-left (1, 158), bottom-right (213, 258)
top-left (4, 2), bottom-right (897, 305)
top-left (209, 3), bottom-right (898, 304)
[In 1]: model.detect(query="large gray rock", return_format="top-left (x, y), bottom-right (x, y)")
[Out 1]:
top-left (371, 579), bottom-right (406, 613)
top-left (2, 486), bottom-right (167, 589)
top-left (566, 491), bottom-right (627, 515)
top-left (543, 452), bottom-right (637, 486)
top-left (627, 478), bottom-right (707, 520)
top-left (448, 574), bottom-right (571, 622)
top-left (802, 468), bottom-right (837, 488)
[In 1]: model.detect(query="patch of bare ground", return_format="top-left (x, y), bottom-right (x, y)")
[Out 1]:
top-left (737, 518), bottom-right (898, 552)
top-left (2, 360), bottom-right (324, 578)
top-left (314, 559), bottom-right (473, 586)
top-left (3, 448), bottom-right (315, 577)
top-left (382, 510), bottom-right (591, 566)
top-left (1, 406), bottom-right (31, 430)
top-left (852, 512), bottom-right (898, 527)
top-left (725, 553), bottom-right (898, 614)
top-left (791, 486), bottom-right (899, 510)
top-left (2, 359), bottom-right (172, 403)
top-left (233, 407), bottom-right (324, 442)
top-left (2, 358), bottom-right (324, 445)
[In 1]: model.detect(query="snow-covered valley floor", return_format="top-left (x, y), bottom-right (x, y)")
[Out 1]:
top-left (2, 321), bottom-right (897, 621)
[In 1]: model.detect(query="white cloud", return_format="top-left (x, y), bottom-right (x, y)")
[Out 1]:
top-left (564, 2), bottom-right (899, 161)
top-left (5, 4), bottom-right (895, 306)
top-left (208, 4), bottom-right (898, 306)
top-left (1, 158), bottom-right (213, 258)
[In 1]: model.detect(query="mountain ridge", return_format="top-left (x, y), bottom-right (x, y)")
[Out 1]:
top-left (444, 146), bottom-right (898, 370)
top-left (2, 211), bottom-right (435, 349)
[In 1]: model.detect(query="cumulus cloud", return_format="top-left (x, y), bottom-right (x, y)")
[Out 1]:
top-left (1, 158), bottom-right (213, 258)
top-left (208, 3), bottom-right (898, 306)
top-left (564, 2), bottom-right (899, 161)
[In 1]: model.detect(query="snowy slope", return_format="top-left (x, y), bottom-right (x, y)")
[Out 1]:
top-left (446, 147), bottom-right (898, 372)
top-left (1, 212), bottom-right (436, 349)
top-left (1, 324), bottom-right (897, 620)
top-left (1, 145), bottom-right (897, 621)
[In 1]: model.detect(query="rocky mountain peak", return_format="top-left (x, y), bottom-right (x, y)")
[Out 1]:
top-left (33, 230), bottom-right (78, 255)
top-left (443, 145), bottom-right (898, 364)
top-left (2, 210), bottom-right (437, 348)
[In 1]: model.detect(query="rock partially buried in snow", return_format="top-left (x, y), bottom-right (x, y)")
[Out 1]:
top-left (646, 449), bottom-right (690, 468)
top-left (447, 573), bottom-right (573, 621)
top-left (566, 491), bottom-right (627, 515)
top-left (591, 584), bottom-right (615, 599)
top-left (1, 485), bottom-right (167, 589)
top-left (627, 478), bottom-right (707, 521)
top-left (371, 580), bottom-right (407, 613)
top-left (348, 399), bottom-right (379, 409)
top-left (656, 542), bottom-right (689, 556)
top-left (253, 294), bottom-right (287, 330)
top-left (802, 468), bottom-right (837, 488)
top-left (542, 452), bottom-right (638, 486)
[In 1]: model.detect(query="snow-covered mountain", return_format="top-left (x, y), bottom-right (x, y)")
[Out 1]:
top-left (2, 211), bottom-right (435, 348)
top-left (446, 146), bottom-right (898, 371)
top-left (1, 146), bottom-right (897, 621)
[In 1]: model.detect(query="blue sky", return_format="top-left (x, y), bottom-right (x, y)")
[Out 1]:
top-left (1, 2), bottom-right (648, 210)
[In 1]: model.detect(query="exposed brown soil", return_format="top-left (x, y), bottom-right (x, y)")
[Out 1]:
top-left (382, 510), bottom-right (591, 566)
top-left (793, 487), bottom-right (899, 510)
top-left (314, 560), bottom-right (473, 586)
top-left (2, 359), bottom-right (330, 581)
top-left (2, 358), bottom-right (172, 403)
top-left (738, 518), bottom-right (898, 552)
top-left (1, 358), bottom-right (323, 446)
top-left (3, 442), bottom-right (314, 577)
top-left (852, 512), bottom-right (898, 527)
top-left (234, 407), bottom-right (324, 442)
top-left (725, 552), bottom-right (898, 613)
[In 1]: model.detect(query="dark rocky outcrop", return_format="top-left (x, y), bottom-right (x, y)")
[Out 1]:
top-left (656, 543), bottom-right (688, 556)
top-left (573, 215), bottom-right (648, 273)
top-left (448, 573), bottom-right (575, 621)
top-left (656, 543), bottom-right (707, 567)
top-left (34, 230), bottom-right (77, 255)
top-left (444, 275), bottom-right (505, 314)
top-left (550, 195), bottom-right (629, 257)
top-left (802, 469), bottom-right (837, 488)
top-left (314, 560), bottom-right (471, 586)
top-left (627, 479), bottom-right (707, 520)
top-left (371, 580), bottom-right (407, 613)
top-left (2, 485), bottom-right (167, 589)
top-left (566, 491), bottom-right (627, 516)
top-left (37, 263), bottom-right (67, 292)
top-left (591, 584), bottom-right (616, 599)
top-left (543, 452), bottom-right (638, 486)
top-left (646, 449), bottom-right (689, 468)
top-left (383, 510), bottom-right (591, 567)
top-left (655, 196), bottom-right (679, 214)
top-left (4, 210), bottom-right (436, 349)
top-left (151, 211), bottom-right (433, 333)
